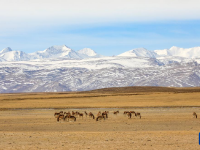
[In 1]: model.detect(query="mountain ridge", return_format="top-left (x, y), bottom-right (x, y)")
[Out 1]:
top-left (0, 45), bottom-right (104, 61)
top-left (154, 46), bottom-right (200, 58)
top-left (2, 45), bottom-right (200, 62)
top-left (0, 54), bottom-right (200, 93)
top-left (1, 45), bottom-right (200, 93)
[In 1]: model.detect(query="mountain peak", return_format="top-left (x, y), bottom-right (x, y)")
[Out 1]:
top-left (118, 47), bottom-right (157, 58)
top-left (43, 45), bottom-right (72, 54)
top-left (154, 46), bottom-right (200, 58)
top-left (169, 46), bottom-right (180, 50)
top-left (78, 48), bottom-right (97, 56)
top-left (30, 45), bottom-right (81, 59)
top-left (0, 47), bottom-right (12, 54)
top-left (48, 45), bottom-right (71, 51)
top-left (52, 45), bottom-right (70, 49)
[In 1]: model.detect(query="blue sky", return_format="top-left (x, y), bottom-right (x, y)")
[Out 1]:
top-left (0, 0), bottom-right (200, 56)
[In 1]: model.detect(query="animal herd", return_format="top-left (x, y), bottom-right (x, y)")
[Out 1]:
top-left (54, 110), bottom-right (142, 122)
top-left (123, 111), bottom-right (141, 119)
top-left (54, 110), bottom-right (198, 122)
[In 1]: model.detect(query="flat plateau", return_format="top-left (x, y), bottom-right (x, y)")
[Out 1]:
top-left (0, 87), bottom-right (200, 149)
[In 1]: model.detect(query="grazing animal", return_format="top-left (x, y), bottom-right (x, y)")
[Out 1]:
top-left (135, 112), bottom-right (141, 119)
top-left (64, 112), bottom-right (71, 116)
top-left (75, 111), bottom-right (79, 115)
top-left (113, 111), bottom-right (119, 114)
top-left (193, 112), bottom-right (197, 118)
top-left (130, 111), bottom-right (135, 114)
top-left (102, 111), bottom-right (108, 118)
top-left (65, 115), bottom-right (76, 121)
top-left (123, 111), bottom-right (129, 114)
top-left (127, 112), bottom-right (132, 118)
top-left (84, 111), bottom-right (88, 117)
top-left (54, 112), bottom-right (60, 117)
top-left (78, 113), bottom-right (84, 118)
top-left (69, 116), bottom-right (76, 121)
top-left (89, 112), bottom-right (93, 116)
top-left (54, 111), bottom-right (64, 118)
top-left (96, 115), bottom-right (105, 121)
top-left (72, 111), bottom-right (75, 115)
top-left (66, 113), bottom-right (71, 116)
top-left (91, 114), bottom-right (95, 119)
top-left (89, 112), bottom-right (95, 119)
top-left (97, 111), bottom-right (102, 117)
top-left (57, 114), bottom-right (65, 122)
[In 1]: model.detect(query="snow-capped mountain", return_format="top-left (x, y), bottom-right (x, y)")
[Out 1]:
top-left (77, 48), bottom-right (104, 58)
top-left (154, 49), bottom-right (170, 56)
top-left (2, 45), bottom-right (200, 62)
top-left (30, 45), bottom-right (82, 59)
top-left (1, 45), bottom-right (200, 93)
top-left (0, 55), bottom-right (199, 93)
top-left (0, 47), bottom-right (30, 61)
top-left (154, 46), bottom-right (200, 58)
top-left (78, 48), bottom-right (97, 56)
top-left (0, 47), bottom-right (12, 54)
top-left (0, 45), bottom-right (105, 61)
top-left (118, 48), bottom-right (158, 58)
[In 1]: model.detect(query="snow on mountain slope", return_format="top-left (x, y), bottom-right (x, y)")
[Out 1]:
top-left (78, 48), bottom-right (97, 56)
top-left (1, 45), bottom-right (200, 62)
top-left (0, 56), bottom-right (199, 93)
top-left (168, 46), bottom-right (200, 58)
top-left (156, 56), bottom-right (197, 66)
top-left (154, 46), bottom-right (200, 58)
top-left (1, 45), bottom-right (104, 61)
top-left (1, 45), bottom-right (200, 93)
top-left (30, 45), bottom-right (82, 59)
top-left (0, 50), bottom-right (30, 61)
top-left (0, 56), bottom-right (159, 71)
top-left (118, 48), bottom-right (158, 58)
top-left (154, 49), bottom-right (170, 56)
top-left (0, 57), bottom-right (6, 62)
top-left (0, 47), bottom-right (12, 54)
top-left (77, 48), bottom-right (104, 58)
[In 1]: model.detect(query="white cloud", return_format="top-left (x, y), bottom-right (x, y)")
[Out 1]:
top-left (0, 0), bottom-right (200, 31)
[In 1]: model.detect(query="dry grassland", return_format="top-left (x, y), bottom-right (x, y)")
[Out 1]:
top-left (1, 86), bottom-right (200, 109)
top-left (0, 87), bottom-right (200, 149)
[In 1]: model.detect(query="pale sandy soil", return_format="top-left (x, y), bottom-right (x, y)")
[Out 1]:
top-left (0, 107), bottom-right (200, 150)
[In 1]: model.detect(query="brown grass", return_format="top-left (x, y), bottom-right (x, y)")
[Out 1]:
top-left (0, 86), bottom-right (200, 149)
top-left (1, 86), bottom-right (200, 109)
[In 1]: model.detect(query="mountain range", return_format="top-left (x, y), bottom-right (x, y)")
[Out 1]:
top-left (0, 45), bottom-right (104, 62)
top-left (1, 45), bottom-right (200, 62)
top-left (0, 45), bottom-right (200, 93)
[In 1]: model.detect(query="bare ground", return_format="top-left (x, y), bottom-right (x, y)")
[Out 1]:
top-left (0, 107), bottom-right (200, 149)
top-left (0, 87), bottom-right (200, 149)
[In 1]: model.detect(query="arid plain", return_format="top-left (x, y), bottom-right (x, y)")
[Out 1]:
top-left (0, 87), bottom-right (200, 150)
